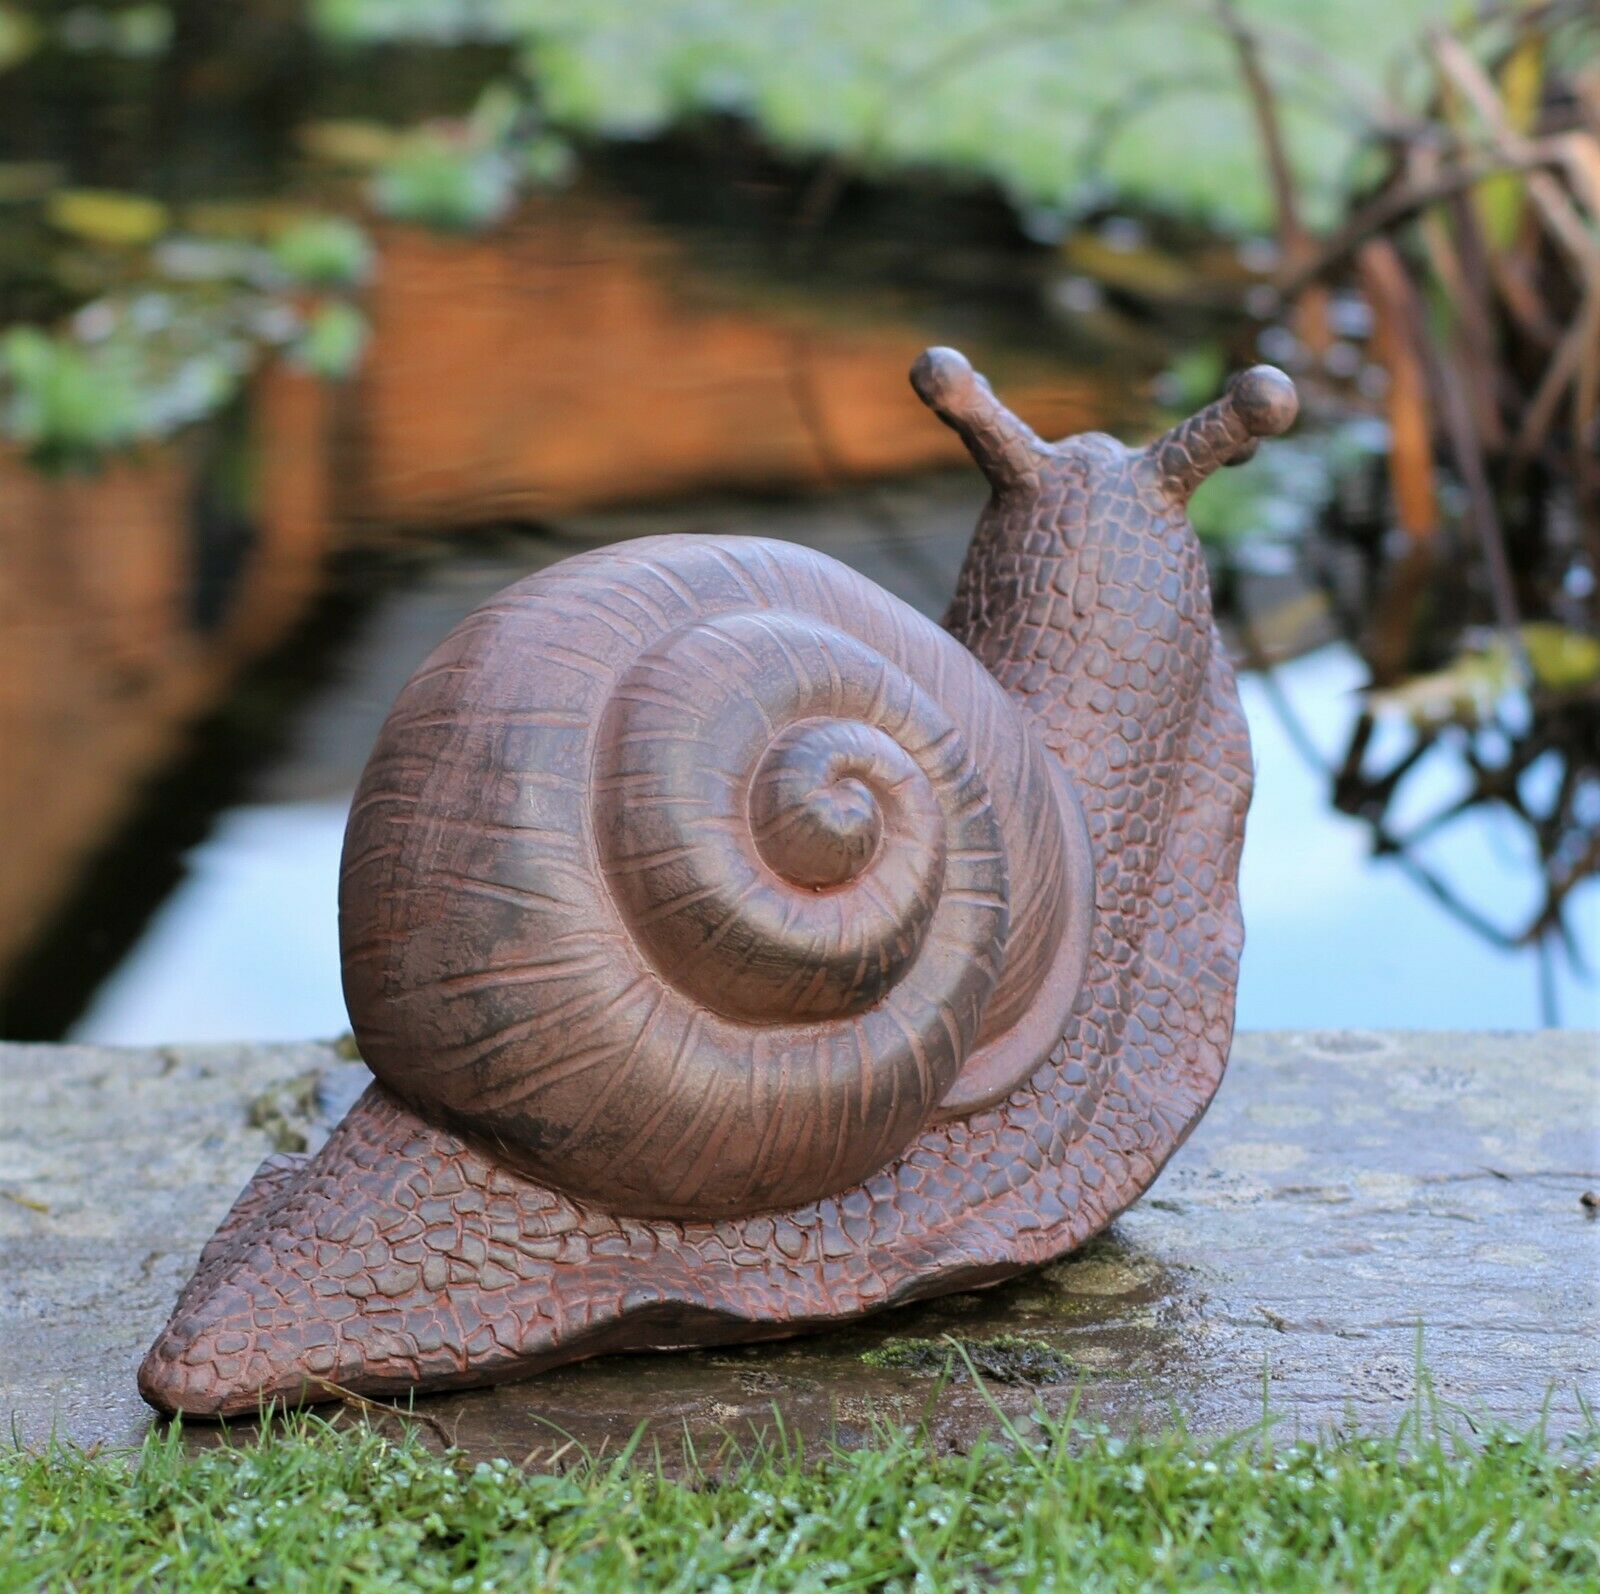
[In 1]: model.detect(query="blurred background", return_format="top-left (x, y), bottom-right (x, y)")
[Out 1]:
top-left (0, 0), bottom-right (1595, 1043)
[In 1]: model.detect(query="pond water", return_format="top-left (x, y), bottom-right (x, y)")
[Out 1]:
top-left (4, 27), bottom-right (1594, 1045)
top-left (1236, 644), bottom-right (1596, 1029)
top-left (58, 481), bottom-right (1598, 1044)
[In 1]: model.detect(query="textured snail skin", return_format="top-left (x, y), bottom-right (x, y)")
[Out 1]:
top-left (139, 351), bottom-right (1295, 1417)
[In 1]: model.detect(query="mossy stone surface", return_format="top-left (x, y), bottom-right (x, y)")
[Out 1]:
top-left (2, 1030), bottom-right (1595, 1462)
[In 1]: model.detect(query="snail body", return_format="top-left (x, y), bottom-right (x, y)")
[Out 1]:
top-left (141, 351), bottom-right (1295, 1417)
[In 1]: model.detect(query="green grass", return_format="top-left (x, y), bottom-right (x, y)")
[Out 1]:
top-left (3, 1390), bottom-right (1596, 1591)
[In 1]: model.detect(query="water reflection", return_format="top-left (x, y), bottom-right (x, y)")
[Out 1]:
top-left (6, 13), bottom-right (1592, 1044)
top-left (1237, 646), bottom-right (1597, 1030)
top-left (63, 502), bottom-right (1597, 1044)
top-left (71, 800), bottom-right (349, 1044)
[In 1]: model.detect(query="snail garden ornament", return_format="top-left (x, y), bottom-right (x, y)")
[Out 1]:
top-left (140, 349), bottom-right (1296, 1416)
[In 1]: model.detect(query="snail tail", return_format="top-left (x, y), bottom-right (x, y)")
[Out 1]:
top-left (911, 346), bottom-right (1048, 494)
top-left (1145, 365), bottom-right (1298, 503)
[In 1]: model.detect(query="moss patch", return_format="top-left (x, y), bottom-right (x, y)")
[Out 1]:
top-left (243, 1071), bottom-right (321, 1154)
top-left (861, 1333), bottom-right (1084, 1385)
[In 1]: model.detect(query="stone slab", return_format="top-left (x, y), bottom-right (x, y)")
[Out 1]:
top-left (2, 1031), bottom-right (1595, 1463)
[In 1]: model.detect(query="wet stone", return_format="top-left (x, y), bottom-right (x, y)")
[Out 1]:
top-left (0, 1031), bottom-right (1595, 1467)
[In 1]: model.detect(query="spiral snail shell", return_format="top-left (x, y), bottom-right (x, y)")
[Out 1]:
top-left (339, 534), bottom-right (1094, 1217)
top-left (141, 349), bottom-right (1296, 1417)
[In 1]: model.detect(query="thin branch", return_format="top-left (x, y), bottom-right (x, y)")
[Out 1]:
top-left (1421, 333), bottom-right (1527, 651)
top-left (310, 1379), bottom-right (455, 1448)
top-left (1192, 0), bottom-right (1421, 136)
top-left (1277, 143), bottom-right (1570, 299)
top-left (1215, 1), bottom-right (1310, 266)
top-left (1429, 28), bottom-right (1600, 278)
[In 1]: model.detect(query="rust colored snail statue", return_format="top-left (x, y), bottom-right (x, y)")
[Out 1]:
top-left (141, 349), bottom-right (1296, 1416)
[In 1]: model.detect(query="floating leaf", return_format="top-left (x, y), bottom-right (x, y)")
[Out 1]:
top-left (48, 189), bottom-right (168, 246)
top-left (1520, 623), bottom-right (1600, 693)
top-left (291, 299), bottom-right (369, 379)
top-left (0, 2), bottom-right (41, 71)
top-left (1365, 625), bottom-right (1600, 728)
top-left (297, 119), bottom-right (409, 169)
top-left (521, 133), bottom-right (576, 188)
top-left (469, 81), bottom-right (524, 144)
top-left (1059, 230), bottom-right (1200, 303)
top-left (270, 214), bottom-right (373, 287)
top-left (371, 134), bottom-right (518, 230)
top-left (1366, 641), bottom-right (1517, 728)
top-left (0, 326), bottom-right (144, 467)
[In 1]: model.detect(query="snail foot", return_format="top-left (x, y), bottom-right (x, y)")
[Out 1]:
top-left (140, 1087), bottom-right (765, 1418)
top-left (139, 1088), bottom-right (578, 1417)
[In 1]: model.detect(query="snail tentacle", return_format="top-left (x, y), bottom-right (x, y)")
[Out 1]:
top-left (910, 345), bottom-right (1050, 495)
top-left (1142, 364), bottom-right (1299, 502)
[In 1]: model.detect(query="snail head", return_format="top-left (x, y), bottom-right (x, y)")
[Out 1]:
top-left (911, 345), bottom-right (1298, 525)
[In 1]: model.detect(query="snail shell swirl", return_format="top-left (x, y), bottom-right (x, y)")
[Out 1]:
top-left (340, 535), bottom-right (1093, 1217)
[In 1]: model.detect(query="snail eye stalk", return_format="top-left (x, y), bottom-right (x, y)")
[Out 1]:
top-left (911, 345), bottom-right (1049, 495)
top-left (1144, 365), bottom-right (1298, 504)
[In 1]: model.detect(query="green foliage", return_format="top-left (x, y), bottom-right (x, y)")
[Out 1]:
top-left (0, 327), bottom-right (145, 468)
top-left (290, 299), bottom-right (369, 379)
top-left (311, 0), bottom-right (1465, 231)
top-left (7, 1), bottom-right (1582, 468)
top-left (303, 0), bottom-right (1504, 242)
top-left (269, 215), bottom-right (374, 288)
top-left (2, 1402), bottom-right (1595, 1589)
top-left (372, 131), bottom-right (520, 229)
top-left (519, 130), bottom-right (576, 188)
top-left (0, 194), bottom-right (388, 460)
top-left (313, 0), bottom-right (527, 46)
top-left (0, 296), bottom-right (256, 471)
top-left (1162, 344), bottom-right (1230, 412)
top-left (1186, 427), bottom-right (1357, 551)
top-left (366, 84), bottom-right (572, 229)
